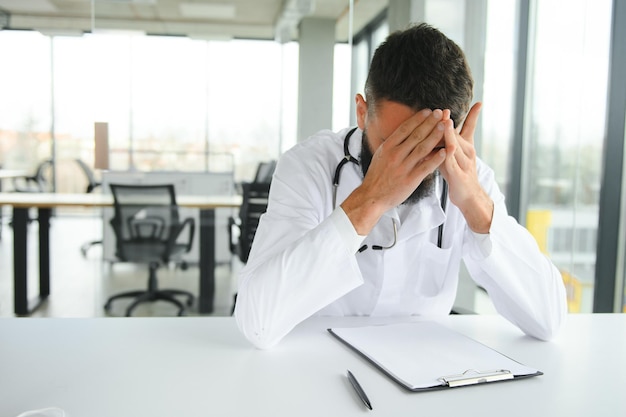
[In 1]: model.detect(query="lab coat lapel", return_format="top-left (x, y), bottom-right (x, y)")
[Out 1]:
top-left (395, 193), bottom-right (446, 242)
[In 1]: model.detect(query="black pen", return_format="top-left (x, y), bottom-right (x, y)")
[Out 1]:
top-left (347, 369), bottom-right (373, 410)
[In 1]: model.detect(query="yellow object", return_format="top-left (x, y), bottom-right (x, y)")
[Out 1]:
top-left (526, 210), bottom-right (552, 254)
top-left (561, 270), bottom-right (582, 313)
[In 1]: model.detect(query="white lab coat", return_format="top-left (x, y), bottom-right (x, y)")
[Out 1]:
top-left (235, 128), bottom-right (567, 349)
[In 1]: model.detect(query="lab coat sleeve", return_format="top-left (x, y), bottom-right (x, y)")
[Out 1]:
top-left (463, 163), bottom-right (567, 341)
top-left (234, 144), bottom-right (364, 349)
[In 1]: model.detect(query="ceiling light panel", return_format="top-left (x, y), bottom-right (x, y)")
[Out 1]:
top-left (179, 3), bottom-right (236, 20)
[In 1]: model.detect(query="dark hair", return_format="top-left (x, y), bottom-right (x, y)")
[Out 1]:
top-left (364, 23), bottom-right (473, 125)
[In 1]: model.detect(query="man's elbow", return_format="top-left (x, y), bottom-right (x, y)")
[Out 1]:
top-left (525, 306), bottom-right (567, 341)
top-left (234, 300), bottom-right (284, 350)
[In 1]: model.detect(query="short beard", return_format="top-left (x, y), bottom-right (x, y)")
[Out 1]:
top-left (359, 129), bottom-right (436, 206)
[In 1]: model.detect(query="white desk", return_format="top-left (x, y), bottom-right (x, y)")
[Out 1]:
top-left (0, 314), bottom-right (624, 417)
top-left (0, 192), bottom-right (241, 316)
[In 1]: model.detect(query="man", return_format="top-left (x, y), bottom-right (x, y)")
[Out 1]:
top-left (235, 23), bottom-right (567, 349)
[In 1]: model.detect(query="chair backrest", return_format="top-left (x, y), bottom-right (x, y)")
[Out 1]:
top-left (235, 182), bottom-right (271, 263)
top-left (30, 159), bottom-right (54, 192)
top-left (253, 160), bottom-right (276, 183)
top-left (109, 183), bottom-right (180, 262)
top-left (75, 158), bottom-right (101, 193)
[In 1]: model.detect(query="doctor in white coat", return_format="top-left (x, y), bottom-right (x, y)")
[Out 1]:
top-left (235, 23), bottom-right (567, 349)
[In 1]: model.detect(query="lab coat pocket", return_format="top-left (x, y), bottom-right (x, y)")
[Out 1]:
top-left (408, 242), bottom-right (453, 297)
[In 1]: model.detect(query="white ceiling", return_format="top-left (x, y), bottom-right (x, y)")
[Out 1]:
top-left (0, 0), bottom-right (388, 41)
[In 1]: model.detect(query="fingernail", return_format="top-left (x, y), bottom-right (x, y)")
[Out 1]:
top-left (437, 122), bottom-right (444, 131)
top-left (439, 148), bottom-right (446, 158)
top-left (433, 109), bottom-right (443, 119)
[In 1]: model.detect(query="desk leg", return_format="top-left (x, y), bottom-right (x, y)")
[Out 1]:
top-left (13, 208), bottom-right (29, 315)
top-left (38, 208), bottom-right (51, 298)
top-left (198, 208), bottom-right (215, 314)
top-left (13, 207), bottom-right (50, 316)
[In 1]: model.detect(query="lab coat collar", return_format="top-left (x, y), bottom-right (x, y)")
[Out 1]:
top-left (382, 192), bottom-right (446, 242)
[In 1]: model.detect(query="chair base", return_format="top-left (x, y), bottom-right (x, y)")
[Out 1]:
top-left (80, 239), bottom-right (102, 258)
top-left (104, 289), bottom-right (194, 317)
top-left (104, 262), bottom-right (194, 317)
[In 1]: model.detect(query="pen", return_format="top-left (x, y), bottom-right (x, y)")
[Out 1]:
top-left (347, 369), bottom-right (373, 410)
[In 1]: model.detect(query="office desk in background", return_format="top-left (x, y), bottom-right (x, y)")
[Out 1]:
top-left (0, 314), bottom-right (624, 417)
top-left (0, 192), bottom-right (242, 316)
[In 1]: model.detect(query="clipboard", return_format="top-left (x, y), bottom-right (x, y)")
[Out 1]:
top-left (328, 321), bottom-right (542, 392)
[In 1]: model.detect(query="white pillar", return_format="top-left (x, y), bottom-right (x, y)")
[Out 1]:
top-left (389, 0), bottom-right (427, 31)
top-left (297, 17), bottom-right (335, 141)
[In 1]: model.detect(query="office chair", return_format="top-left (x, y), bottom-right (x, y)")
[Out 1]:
top-left (75, 158), bottom-right (102, 193)
top-left (253, 160), bottom-right (276, 184)
top-left (7, 159), bottom-right (54, 229)
top-left (228, 181), bottom-right (272, 312)
top-left (75, 159), bottom-right (104, 257)
top-left (12, 159), bottom-right (53, 192)
top-left (105, 183), bottom-right (196, 317)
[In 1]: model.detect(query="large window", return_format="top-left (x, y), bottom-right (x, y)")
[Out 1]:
top-left (0, 31), bottom-right (299, 190)
top-left (523, 0), bottom-right (612, 313)
top-left (0, 31), bottom-right (52, 175)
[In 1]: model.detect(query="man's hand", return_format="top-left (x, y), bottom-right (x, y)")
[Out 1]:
top-left (439, 102), bottom-right (494, 234)
top-left (342, 109), bottom-right (447, 235)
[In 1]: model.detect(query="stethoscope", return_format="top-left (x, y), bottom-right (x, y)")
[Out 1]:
top-left (332, 127), bottom-right (448, 250)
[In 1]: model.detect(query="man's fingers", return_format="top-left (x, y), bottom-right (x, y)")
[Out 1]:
top-left (412, 147), bottom-right (446, 179)
top-left (459, 102), bottom-right (482, 144)
top-left (391, 109), bottom-right (446, 148)
top-left (386, 108), bottom-right (434, 146)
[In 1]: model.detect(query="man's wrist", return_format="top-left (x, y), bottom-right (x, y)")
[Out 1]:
top-left (340, 188), bottom-right (386, 235)
top-left (460, 191), bottom-right (493, 234)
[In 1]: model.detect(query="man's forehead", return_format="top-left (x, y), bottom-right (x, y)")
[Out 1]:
top-left (368, 99), bottom-right (417, 138)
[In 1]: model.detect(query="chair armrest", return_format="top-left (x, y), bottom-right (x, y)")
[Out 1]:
top-left (227, 216), bottom-right (241, 256)
top-left (86, 182), bottom-right (102, 194)
top-left (450, 306), bottom-right (476, 315)
top-left (170, 217), bottom-right (195, 253)
top-left (12, 176), bottom-right (42, 192)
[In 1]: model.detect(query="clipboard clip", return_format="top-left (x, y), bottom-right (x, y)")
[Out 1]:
top-left (439, 369), bottom-right (514, 387)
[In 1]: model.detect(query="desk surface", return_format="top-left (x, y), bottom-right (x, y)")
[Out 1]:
top-left (0, 169), bottom-right (28, 179)
top-left (0, 192), bottom-right (242, 209)
top-left (0, 314), bottom-right (624, 417)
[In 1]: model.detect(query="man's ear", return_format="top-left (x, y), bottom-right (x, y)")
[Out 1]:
top-left (355, 94), bottom-right (367, 130)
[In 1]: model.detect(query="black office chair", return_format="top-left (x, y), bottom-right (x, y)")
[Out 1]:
top-left (104, 183), bottom-right (196, 317)
top-left (229, 182), bottom-right (272, 264)
top-left (8, 159), bottom-right (54, 229)
top-left (75, 159), bottom-right (104, 257)
top-left (253, 160), bottom-right (276, 184)
top-left (12, 159), bottom-right (53, 192)
top-left (228, 181), bottom-right (271, 313)
top-left (75, 158), bottom-right (102, 194)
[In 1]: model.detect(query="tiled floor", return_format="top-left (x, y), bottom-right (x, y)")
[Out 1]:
top-left (0, 210), bottom-right (239, 318)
